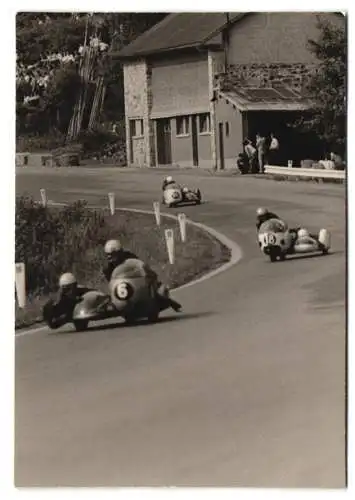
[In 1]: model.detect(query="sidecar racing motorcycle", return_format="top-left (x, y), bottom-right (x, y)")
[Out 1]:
top-left (43, 259), bottom-right (179, 331)
top-left (162, 183), bottom-right (201, 208)
top-left (257, 218), bottom-right (331, 262)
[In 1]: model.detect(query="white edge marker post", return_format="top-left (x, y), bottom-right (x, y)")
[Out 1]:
top-left (108, 192), bottom-right (115, 215)
top-left (153, 201), bottom-right (161, 226)
top-left (15, 262), bottom-right (26, 309)
top-left (40, 188), bottom-right (47, 207)
top-left (178, 213), bottom-right (187, 242)
top-left (164, 229), bottom-right (175, 265)
top-left (288, 160), bottom-right (293, 168)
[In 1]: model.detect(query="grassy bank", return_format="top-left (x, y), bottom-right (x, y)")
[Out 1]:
top-left (15, 197), bottom-right (230, 329)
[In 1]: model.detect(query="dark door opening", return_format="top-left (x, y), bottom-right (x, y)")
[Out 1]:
top-left (156, 119), bottom-right (172, 165)
top-left (218, 122), bottom-right (225, 170)
top-left (245, 111), bottom-right (323, 165)
top-left (191, 115), bottom-right (199, 166)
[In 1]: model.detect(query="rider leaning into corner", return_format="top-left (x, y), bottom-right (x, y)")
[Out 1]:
top-left (162, 176), bottom-right (176, 191)
top-left (103, 239), bottom-right (182, 312)
top-left (43, 240), bottom-right (182, 327)
top-left (256, 207), bottom-right (326, 250)
top-left (256, 207), bottom-right (282, 231)
top-left (43, 272), bottom-right (94, 329)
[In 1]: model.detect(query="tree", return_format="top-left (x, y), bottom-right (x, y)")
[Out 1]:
top-left (304, 16), bottom-right (347, 155)
top-left (16, 13), bottom-right (168, 137)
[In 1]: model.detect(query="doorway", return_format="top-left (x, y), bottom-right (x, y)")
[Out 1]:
top-left (191, 115), bottom-right (199, 166)
top-left (218, 122), bottom-right (225, 170)
top-left (156, 119), bottom-right (172, 165)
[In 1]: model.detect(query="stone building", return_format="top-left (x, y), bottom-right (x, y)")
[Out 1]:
top-left (116, 12), bottom-right (345, 169)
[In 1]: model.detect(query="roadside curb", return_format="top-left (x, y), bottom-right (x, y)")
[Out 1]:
top-left (15, 204), bottom-right (243, 337)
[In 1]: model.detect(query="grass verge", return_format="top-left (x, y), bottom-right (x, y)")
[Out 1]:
top-left (15, 198), bottom-right (231, 329)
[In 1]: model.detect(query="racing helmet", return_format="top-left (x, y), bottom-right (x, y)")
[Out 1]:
top-left (256, 207), bottom-right (268, 217)
top-left (59, 272), bottom-right (77, 287)
top-left (104, 239), bottom-right (122, 254)
top-left (166, 176), bottom-right (173, 183)
top-left (297, 228), bottom-right (310, 238)
top-left (182, 186), bottom-right (189, 193)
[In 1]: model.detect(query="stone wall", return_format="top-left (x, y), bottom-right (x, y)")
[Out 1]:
top-left (123, 60), bottom-right (155, 166)
top-left (215, 63), bottom-right (318, 92)
top-left (146, 65), bottom-right (156, 166)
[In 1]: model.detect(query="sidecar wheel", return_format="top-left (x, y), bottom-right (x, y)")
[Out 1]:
top-left (73, 319), bottom-right (89, 331)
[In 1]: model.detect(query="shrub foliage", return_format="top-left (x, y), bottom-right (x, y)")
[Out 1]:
top-left (15, 197), bottom-right (113, 296)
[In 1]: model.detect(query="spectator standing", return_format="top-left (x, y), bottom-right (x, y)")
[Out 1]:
top-left (256, 133), bottom-right (267, 173)
top-left (243, 139), bottom-right (257, 173)
top-left (268, 132), bottom-right (280, 165)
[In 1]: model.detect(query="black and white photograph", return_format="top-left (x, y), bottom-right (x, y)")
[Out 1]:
top-left (8, 1), bottom-right (350, 494)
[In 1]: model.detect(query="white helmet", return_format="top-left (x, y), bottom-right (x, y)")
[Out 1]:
top-left (183, 186), bottom-right (189, 193)
top-left (59, 272), bottom-right (77, 287)
top-left (166, 176), bottom-right (173, 183)
top-left (257, 207), bottom-right (268, 217)
top-left (298, 228), bottom-right (310, 238)
top-left (104, 239), bottom-right (122, 253)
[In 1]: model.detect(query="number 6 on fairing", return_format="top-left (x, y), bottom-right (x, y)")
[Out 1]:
top-left (116, 282), bottom-right (129, 300)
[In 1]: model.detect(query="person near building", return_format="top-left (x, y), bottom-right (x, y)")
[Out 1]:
top-left (268, 132), bottom-right (280, 165)
top-left (243, 139), bottom-right (257, 173)
top-left (256, 133), bottom-right (267, 173)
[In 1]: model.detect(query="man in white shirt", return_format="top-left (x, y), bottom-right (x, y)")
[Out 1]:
top-left (268, 132), bottom-right (280, 165)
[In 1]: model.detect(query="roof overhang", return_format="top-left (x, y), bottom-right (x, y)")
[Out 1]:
top-left (218, 87), bottom-right (314, 112)
top-left (113, 42), bottom-right (221, 60)
top-left (151, 107), bottom-right (210, 119)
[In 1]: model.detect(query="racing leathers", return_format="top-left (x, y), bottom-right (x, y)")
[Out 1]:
top-left (256, 211), bottom-right (281, 231)
top-left (162, 179), bottom-right (176, 191)
top-left (43, 285), bottom-right (95, 329)
top-left (103, 249), bottom-right (139, 281)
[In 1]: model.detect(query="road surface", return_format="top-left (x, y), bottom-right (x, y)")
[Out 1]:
top-left (15, 168), bottom-right (346, 487)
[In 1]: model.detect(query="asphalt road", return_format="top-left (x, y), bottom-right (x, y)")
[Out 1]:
top-left (15, 167), bottom-right (346, 487)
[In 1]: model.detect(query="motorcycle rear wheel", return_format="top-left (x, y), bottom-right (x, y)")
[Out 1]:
top-left (73, 319), bottom-right (89, 331)
top-left (147, 311), bottom-right (160, 323)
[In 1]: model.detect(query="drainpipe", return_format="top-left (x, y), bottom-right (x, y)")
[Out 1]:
top-left (208, 50), bottom-right (218, 171)
top-left (223, 13), bottom-right (230, 72)
top-left (211, 89), bottom-right (218, 171)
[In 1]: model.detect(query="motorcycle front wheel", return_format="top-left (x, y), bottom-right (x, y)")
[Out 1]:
top-left (269, 247), bottom-right (282, 262)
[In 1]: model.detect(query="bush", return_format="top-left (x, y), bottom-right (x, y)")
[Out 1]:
top-left (15, 198), bottom-right (231, 328)
top-left (15, 197), bottom-right (113, 296)
top-left (16, 131), bottom-right (66, 153)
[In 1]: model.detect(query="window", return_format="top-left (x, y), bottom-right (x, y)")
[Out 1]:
top-left (198, 113), bottom-right (211, 134)
top-left (225, 122), bottom-right (230, 137)
top-left (130, 118), bottom-right (144, 138)
top-left (176, 116), bottom-right (190, 136)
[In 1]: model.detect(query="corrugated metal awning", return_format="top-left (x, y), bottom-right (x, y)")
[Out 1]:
top-left (218, 86), bottom-right (313, 112)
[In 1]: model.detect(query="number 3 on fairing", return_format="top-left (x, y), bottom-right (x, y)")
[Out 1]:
top-left (116, 282), bottom-right (129, 299)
